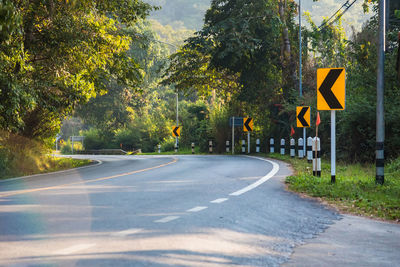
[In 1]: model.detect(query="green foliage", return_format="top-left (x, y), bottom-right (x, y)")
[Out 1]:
top-left (81, 128), bottom-right (108, 150)
top-left (60, 140), bottom-right (72, 154)
top-left (0, 0), bottom-right (153, 139)
top-left (160, 137), bottom-right (176, 152)
top-left (0, 130), bottom-right (88, 178)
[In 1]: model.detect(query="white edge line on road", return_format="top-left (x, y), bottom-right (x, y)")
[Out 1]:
top-left (0, 160), bottom-right (103, 183)
top-left (114, 228), bottom-right (143, 237)
top-left (229, 156), bottom-right (280, 196)
top-left (186, 206), bottom-right (208, 212)
top-left (54, 243), bottom-right (96, 255)
top-left (154, 216), bottom-right (180, 223)
top-left (210, 198), bottom-right (228, 204)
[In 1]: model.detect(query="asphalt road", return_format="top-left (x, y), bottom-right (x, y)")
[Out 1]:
top-left (0, 155), bottom-right (398, 266)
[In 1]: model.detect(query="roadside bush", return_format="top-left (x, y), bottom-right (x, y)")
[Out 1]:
top-left (82, 128), bottom-right (109, 150)
top-left (60, 141), bottom-right (72, 154)
top-left (160, 137), bottom-right (176, 152)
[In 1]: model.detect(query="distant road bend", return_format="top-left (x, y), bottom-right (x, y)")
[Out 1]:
top-left (0, 154), bottom-right (341, 266)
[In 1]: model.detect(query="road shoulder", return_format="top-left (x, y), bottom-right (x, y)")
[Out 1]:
top-left (283, 214), bottom-right (400, 267)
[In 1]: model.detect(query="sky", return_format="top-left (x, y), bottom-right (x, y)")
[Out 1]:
top-left (145, 0), bottom-right (374, 35)
top-left (300, 0), bottom-right (373, 35)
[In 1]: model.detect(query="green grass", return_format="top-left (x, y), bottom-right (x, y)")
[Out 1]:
top-left (0, 156), bottom-right (92, 180)
top-left (44, 157), bottom-right (93, 173)
top-left (266, 153), bottom-right (400, 222)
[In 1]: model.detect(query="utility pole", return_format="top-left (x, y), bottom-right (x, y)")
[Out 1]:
top-left (299, 0), bottom-right (306, 153)
top-left (176, 92), bottom-right (179, 150)
top-left (376, 0), bottom-right (386, 185)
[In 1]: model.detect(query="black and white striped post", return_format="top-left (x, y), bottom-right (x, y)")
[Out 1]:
top-left (226, 140), bottom-right (230, 153)
top-left (242, 140), bottom-right (246, 154)
top-left (191, 143), bottom-right (195, 154)
top-left (256, 139), bottom-right (260, 153)
top-left (280, 139), bottom-right (285, 155)
top-left (209, 140), bottom-right (213, 154)
top-left (312, 137), bottom-right (321, 177)
top-left (158, 144), bottom-right (161, 154)
top-left (298, 138), bottom-right (304, 158)
top-left (270, 138), bottom-right (274, 153)
top-left (174, 143), bottom-right (178, 153)
top-left (307, 137), bottom-right (313, 163)
top-left (290, 138), bottom-right (295, 158)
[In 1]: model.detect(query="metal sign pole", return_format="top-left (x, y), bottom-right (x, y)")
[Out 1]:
top-left (376, 0), bottom-right (385, 185)
top-left (232, 117), bottom-right (235, 154)
top-left (247, 131), bottom-right (250, 154)
top-left (176, 93), bottom-right (179, 150)
top-left (299, 0), bottom-right (306, 154)
top-left (331, 110), bottom-right (336, 183)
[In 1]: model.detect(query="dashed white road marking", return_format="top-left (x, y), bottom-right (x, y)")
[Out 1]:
top-left (54, 243), bottom-right (96, 255)
top-left (186, 206), bottom-right (208, 212)
top-left (154, 216), bottom-right (180, 223)
top-left (114, 228), bottom-right (143, 237)
top-left (230, 156), bottom-right (280, 196)
top-left (210, 198), bottom-right (228, 204)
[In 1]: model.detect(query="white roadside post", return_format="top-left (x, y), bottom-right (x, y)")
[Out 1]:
top-left (298, 138), bottom-right (304, 158)
top-left (226, 140), bottom-right (230, 153)
top-left (313, 137), bottom-right (321, 177)
top-left (209, 140), bottom-right (213, 154)
top-left (242, 140), bottom-right (246, 154)
top-left (307, 137), bottom-right (313, 163)
top-left (280, 139), bottom-right (285, 155)
top-left (191, 143), bottom-right (195, 154)
top-left (290, 138), bottom-right (295, 158)
top-left (256, 139), bottom-right (260, 153)
top-left (270, 138), bottom-right (274, 153)
top-left (158, 144), bottom-right (161, 154)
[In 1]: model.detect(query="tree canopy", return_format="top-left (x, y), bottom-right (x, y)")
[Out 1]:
top-left (0, 0), bottom-right (153, 139)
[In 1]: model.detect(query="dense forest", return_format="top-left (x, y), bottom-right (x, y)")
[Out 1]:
top-left (0, 0), bottom-right (399, 177)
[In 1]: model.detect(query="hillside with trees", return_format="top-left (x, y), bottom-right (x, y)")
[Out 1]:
top-left (1, 0), bottom-right (399, 178)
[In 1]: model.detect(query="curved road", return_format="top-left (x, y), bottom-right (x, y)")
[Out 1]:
top-left (0, 155), bottom-right (395, 266)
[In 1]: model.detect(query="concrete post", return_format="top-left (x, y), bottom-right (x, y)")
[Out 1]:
top-left (280, 139), bottom-right (285, 155)
top-left (256, 139), bottom-right (260, 153)
top-left (313, 137), bottom-right (321, 177)
top-left (226, 140), bottom-right (230, 153)
top-left (298, 138), bottom-right (304, 158)
top-left (209, 140), bottom-right (213, 154)
top-left (290, 138), bottom-right (295, 158)
top-left (191, 143), bottom-right (195, 154)
top-left (270, 138), bottom-right (274, 153)
top-left (242, 140), bottom-right (246, 154)
top-left (307, 137), bottom-right (313, 163)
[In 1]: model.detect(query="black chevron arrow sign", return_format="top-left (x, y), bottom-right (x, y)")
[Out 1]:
top-left (172, 126), bottom-right (180, 137)
top-left (243, 117), bottom-right (253, 132)
top-left (318, 68), bottom-right (344, 110)
top-left (297, 107), bottom-right (310, 127)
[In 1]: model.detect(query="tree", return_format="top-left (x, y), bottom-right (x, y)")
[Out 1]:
top-left (0, 0), bottom-right (153, 140)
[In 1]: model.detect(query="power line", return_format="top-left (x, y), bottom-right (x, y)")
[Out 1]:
top-left (319, 0), bottom-right (358, 30)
